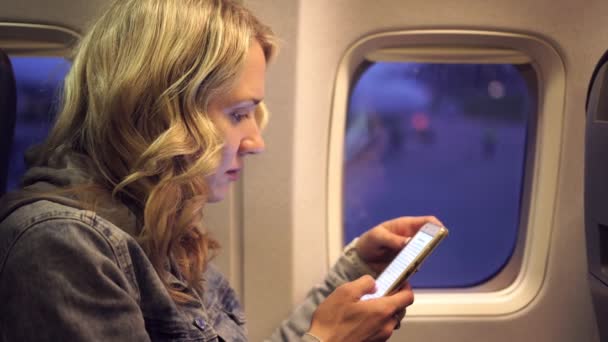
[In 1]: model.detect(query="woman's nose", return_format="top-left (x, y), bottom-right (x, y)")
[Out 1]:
top-left (239, 131), bottom-right (265, 155)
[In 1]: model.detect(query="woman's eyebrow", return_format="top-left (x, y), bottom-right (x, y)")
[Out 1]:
top-left (228, 98), bottom-right (262, 109)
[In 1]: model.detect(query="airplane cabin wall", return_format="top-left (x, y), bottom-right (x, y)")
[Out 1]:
top-left (1, 0), bottom-right (103, 33)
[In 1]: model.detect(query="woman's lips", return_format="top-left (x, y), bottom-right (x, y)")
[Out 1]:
top-left (226, 169), bottom-right (241, 181)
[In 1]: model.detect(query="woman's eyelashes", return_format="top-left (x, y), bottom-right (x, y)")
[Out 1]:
top-left (230, 111), bottom-right (251, 123)
top-left (229, 104), bottom-right (258, 123)
top-left (227, 101), bottom-right (260, 124)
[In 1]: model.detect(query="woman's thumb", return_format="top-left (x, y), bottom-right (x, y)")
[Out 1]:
top-left (350, 275), bottom-right (377, 296)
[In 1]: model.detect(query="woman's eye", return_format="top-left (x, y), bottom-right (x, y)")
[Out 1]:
top-left (231, 111), bottom-right (251, 123)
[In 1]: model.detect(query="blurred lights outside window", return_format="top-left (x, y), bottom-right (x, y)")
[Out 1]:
top-left (344, 62), bottom-right (535, 288)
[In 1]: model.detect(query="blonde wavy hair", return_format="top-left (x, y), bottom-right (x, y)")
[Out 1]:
top-left (40, 0), bottom-right (277, 302)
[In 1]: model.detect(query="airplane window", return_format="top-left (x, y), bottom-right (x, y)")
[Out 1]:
top-left (344, 62), bottom-right (536, 287)
top-left (7, 57), bottom-right (70, 191)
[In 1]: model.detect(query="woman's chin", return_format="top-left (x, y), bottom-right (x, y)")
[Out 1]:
top-left (206, 188), bottom-right (228, 203)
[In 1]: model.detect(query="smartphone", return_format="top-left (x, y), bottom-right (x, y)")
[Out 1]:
top-left (361, 222), bottom-right (448, 300)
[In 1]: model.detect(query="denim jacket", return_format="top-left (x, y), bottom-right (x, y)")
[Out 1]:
top-left (0, 148), bottom-right (373, 341)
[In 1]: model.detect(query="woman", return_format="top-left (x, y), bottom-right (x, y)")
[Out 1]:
top-left (0, 0), bottom-right (439, 340)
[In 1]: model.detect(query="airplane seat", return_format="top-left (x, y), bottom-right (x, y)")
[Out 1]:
top-left (585, 49), bottom-right (608, 342)
top-left (0, 49), bottom-right (17, 197)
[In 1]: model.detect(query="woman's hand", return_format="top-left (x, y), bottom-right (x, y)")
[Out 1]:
top-left (308, 275), bottom-right (414, 342)
top-left (356, 216), bottom-right (442, 273)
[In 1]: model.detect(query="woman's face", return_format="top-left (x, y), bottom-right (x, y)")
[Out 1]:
top-left (205, 41), bottom-right (267, 202)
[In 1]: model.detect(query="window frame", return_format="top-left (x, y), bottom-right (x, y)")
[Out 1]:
top-left (0, 22), bottom-right (79, 56)
top-left (327, 29), bottom-right (565, 316)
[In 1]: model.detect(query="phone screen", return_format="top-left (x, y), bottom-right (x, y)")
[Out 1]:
top-left (361, 229), bottom-right (435, 300)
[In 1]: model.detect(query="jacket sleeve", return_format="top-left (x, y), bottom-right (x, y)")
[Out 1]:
top-left (267, 240), bottom-right (377, 342)
top-left (0, 218), bottom-right (151, 342)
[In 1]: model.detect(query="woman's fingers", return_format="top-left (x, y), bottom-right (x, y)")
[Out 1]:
top-left (335, 275), bottom-right (377, 300)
